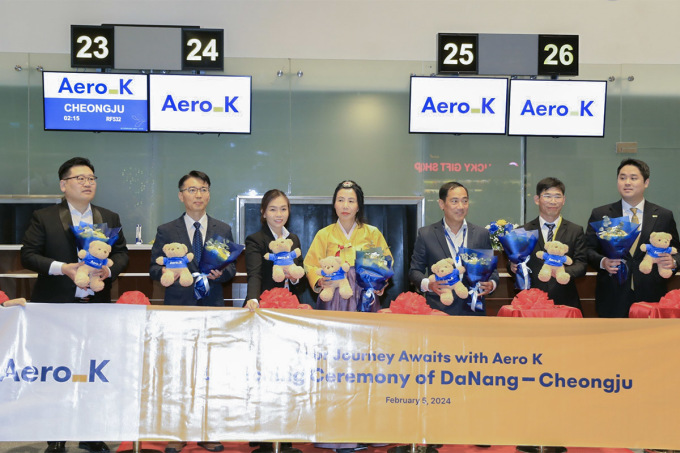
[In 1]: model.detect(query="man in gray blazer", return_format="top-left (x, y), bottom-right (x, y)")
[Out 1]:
top-left (150, 170), bottom-right (236, 309)
top-left (409, 181), bottom-right (498, 316)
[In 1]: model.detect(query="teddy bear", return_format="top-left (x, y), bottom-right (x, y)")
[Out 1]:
top-left (264, 237), bottom-right (306, 282)
top-left (536, 240), bottom-right (573, 284)
top-left (318, 256), bottom-right (353, 302)
top-left (155, 242), bottom-right (195, 287)
top-left (640, 231), bottom-right (678, 278)
top-left (429, 257), bottom-right (468, 305)
top-left (74, 240), bottom-right (114, 292)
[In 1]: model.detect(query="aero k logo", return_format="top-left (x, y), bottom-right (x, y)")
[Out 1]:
top-left (161, 95), bottom-right (240, 113)
top-left (58, 77), bottom-right (136, 96)
top-left (0, 359), bottom-right (109, 383)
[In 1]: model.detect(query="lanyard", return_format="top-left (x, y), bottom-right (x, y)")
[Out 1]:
top-left (442, 220), bottom-right (466, 260)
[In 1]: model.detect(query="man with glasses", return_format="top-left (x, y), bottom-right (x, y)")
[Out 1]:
top-left (585, 158), bottom-right (680, 318)
top-left (150, 170), bottom-right (236, 312)
top-left (21, 156), bottom-right (129, 453)
top-left (510, 177), bottom-right (587, 311)
top-left (149, 171), bottom-right (235, 453)
top-left (409, 181), bottom-right (498, 316)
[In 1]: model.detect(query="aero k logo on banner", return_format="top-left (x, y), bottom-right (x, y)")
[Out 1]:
top-left (0, 358), bottom-right (110, 383)
top-left (149, 74), bottom-right (252, 133)
top-left (43, 72), bottom-right (149, 131)
top-left (409, 76), bottom-right (508, 134)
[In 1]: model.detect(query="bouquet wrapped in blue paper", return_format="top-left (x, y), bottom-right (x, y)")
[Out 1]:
top-left (590, 216), bottom-right (641, 285)
top-left (194, 236), bottom-right (245, 299)
top-left (355, 247), bottom-right (394, 313)
top-left (71, 221), bottom-right (121, 249)
top-left (498, 227), bottom-right (539, 290)
top-left (459, 247), bottom-right (498, 312)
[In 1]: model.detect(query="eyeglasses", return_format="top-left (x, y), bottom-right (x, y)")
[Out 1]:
top-left (540, 194), bottom-right (564, 201)
top-left (180, 187), bottom-right (210, 195)
top-left (62, 175), bottom-right (97, 185)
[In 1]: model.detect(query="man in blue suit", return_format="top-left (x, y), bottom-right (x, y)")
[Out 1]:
top-left (409, 181), bottom-right (499, 316)
top-left (149, 171), bottom-right (234, 453)
top-left (150, 170), bottom-right (236, 309)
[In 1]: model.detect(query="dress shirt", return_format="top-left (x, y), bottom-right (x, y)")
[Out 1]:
top-left (539, 216), bottom-right (562, 243)
top-left (183, 213), bottom-right (208, 247)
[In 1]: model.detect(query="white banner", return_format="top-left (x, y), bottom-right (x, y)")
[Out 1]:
top-left (0, 303), bottom-right (146, 441)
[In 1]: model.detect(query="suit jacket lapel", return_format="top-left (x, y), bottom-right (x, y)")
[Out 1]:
top-left (526, 218), bottom-right (544, 250)
top-left (92, 205), bottom-right (103, 224)
top-left (434, 221), bottom-right (452, 259)
top-left (635, 204), bottom-right (658, 257)
top-left (58, 200), bottom-right (79, 252)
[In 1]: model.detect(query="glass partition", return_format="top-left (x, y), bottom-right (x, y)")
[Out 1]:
top-left (0, 53), bottom-right (678, 245)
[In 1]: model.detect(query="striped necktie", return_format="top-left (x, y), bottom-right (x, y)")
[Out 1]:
top-left (630, 208), bottom-right (640, 255)
top-left (546, 223), bottom-right (555, 242)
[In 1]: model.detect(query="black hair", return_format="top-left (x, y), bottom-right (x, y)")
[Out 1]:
top-left (58, 157), bottom-right (94, 180)
top-left (536, 177), bottom-right (565, 196)
top-left (438, 181), bottom-right (468, 201)
top-left (617, 158), bottom-right (650, 181)
top-left (178, 170), bottom-right (211, 189)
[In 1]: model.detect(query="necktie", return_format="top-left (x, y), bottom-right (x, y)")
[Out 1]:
top-left (546, 223), bottom-right (555, 242)
top-left (630, 208), bottom-right (640, 254)
top-left (193, 221), bottom-right (203, 264)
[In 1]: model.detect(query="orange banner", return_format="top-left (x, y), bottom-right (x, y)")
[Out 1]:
top-left (139, 307), bottom-right (680, 449)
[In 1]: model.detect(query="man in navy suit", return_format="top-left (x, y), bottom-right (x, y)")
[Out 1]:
top-left (510, 177), bottom-right (587, 310)
top-left (149, 171), bottom-right (235, 453)
top-left (150, 170), bottom-right (236, 309)
top-left (585, 159), bottom-right (680, 318)
top-left (21, 157), bottom-right (128, 453)
top-left (409, 181), bottom-right (499, 316)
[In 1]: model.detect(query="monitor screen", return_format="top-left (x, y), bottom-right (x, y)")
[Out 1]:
top-left (149, 74), bottom-right (252, 133)
top-left (43, 71), bottom-right (149, 132)
top-left (409, 76), bottom-right (508, 134)
top-left (508, 79), bottom-right (607, 137)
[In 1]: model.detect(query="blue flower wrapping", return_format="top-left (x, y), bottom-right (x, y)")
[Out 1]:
top-left (498, 228), bottom-right (539, 290)
top-left (194, 236), bottom-right (245, 299)
top-left (589, 216), bottom-right (641, 285)
top-left (70, 221), bottom-right (121, 249)
top-left (459, 247), bottom-right (498, 312)
top-left (355, 247), bottom-right (394, 313)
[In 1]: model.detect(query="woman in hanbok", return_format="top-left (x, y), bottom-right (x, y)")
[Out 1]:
top-left (304, 180), bottom-right (391, 313)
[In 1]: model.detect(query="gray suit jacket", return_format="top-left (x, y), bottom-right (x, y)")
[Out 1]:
top-left (409, 220), bottom-right (499, 316)
top-left (150, 214), bottom-right (236, 306)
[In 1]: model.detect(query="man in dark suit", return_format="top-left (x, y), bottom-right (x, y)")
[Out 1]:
top-left (585, 158), bottom-right (680, 318)
top-left (150, 170), bottom-right (237, 309)
top-left (21, 157), bottom-right (128, 453)
top-left (409, 181), bottom-right (499, 316)
top-left (510, 177), bottom-right (587, 310)
top-left (150, 170), bottom-right (237, 453)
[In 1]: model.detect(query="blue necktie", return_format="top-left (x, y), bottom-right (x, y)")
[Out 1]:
top-left (193, 221), bottom-right (203, 264)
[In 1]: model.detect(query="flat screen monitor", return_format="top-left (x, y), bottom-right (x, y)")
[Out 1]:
top-left (409, 76), bottom-right (508, 134)
top-left (508, 79), bottom-right (607, 137)
top-left (43, 71), bottom-right (149, 132)
top-left (149, 74), bottom-right (251, 133)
